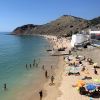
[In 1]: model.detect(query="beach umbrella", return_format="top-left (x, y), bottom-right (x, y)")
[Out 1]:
top-left (76, 80), bottom-right (85, 87)
top-left (69, 66), bottom-right (80, 73)
top-left (93, 79), bottom-right (100, 83)
top-left (86, 84), bottom-right (96, 91)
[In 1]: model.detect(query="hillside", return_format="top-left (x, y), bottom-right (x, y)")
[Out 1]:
top-left (90, 16), bottom-right (100, 26)
top-left (13, 15), bottom-right (100, 36)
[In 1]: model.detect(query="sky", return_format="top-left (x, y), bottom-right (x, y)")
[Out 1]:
top-left (0, 0), bottom-right (100, 32)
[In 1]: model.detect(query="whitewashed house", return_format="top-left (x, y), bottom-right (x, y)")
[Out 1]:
top-left (71, 34), bottom-right (89, 47)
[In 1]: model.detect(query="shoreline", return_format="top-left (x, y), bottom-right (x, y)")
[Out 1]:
top-left (15, 54), bottom-right (59, 100)
top-left (40, 35), bottom-right (66, 100)
top-left (14, 35), bottom-right (63, 100)
top-left (43, 56), bottom-right (65, 100)
top-left (39, 35), bottom-right (68, 100)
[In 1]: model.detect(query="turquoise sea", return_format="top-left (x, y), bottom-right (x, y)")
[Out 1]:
top-left (0, 32), bottom-right (56, 100)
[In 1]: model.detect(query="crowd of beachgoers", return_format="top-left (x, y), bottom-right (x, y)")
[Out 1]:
top-left (43, 35), bottom-right (71, 50)
top-left (41, 35), bottom-right (100, 100)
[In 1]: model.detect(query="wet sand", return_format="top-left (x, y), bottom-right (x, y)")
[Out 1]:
top-left (43, 56), bottom-right (64, 100)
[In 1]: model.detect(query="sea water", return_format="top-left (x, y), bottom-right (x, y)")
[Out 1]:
top-left (0, 32), bottom-right (56, 100)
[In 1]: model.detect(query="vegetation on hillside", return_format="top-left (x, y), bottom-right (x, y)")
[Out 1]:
top-left (13, 15), bottom-right (100, 36)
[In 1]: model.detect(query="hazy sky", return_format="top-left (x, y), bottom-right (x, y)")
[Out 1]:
top-left (0, 0), bottom-right (100, 31)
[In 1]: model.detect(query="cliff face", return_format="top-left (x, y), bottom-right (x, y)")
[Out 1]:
top-left (13, 24), bottom-right (38, 35)
top-left (13, 15), bottom-right (100, 36)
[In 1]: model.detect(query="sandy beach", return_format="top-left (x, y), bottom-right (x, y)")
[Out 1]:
top-left (41, 35), bottom-right (100, 100)
top-left (57, 58), bottom-right (100, 100)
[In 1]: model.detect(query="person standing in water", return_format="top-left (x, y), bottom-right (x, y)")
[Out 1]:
top-left (30, 64), bottom-right (32, 68)
top-left (26, 64), bottom-right (28, 69)
top-left (36, 63), bottom-right (38, 67)
top-left (4, 83), bottom-right (7, 91)
top-left (33, 59), bottom-right (35, 66)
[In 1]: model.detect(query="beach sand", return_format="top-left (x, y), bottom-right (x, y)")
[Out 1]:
top-left (41, 36), bottom-right (100, 100)
top-left (57, 63), bottom-right (100, 100)
top-left (74, 47), bottom-right (100, 65)
top-left (57, 48), bottom-right (100, 100)
top-left (42, 55), bottom-right (100, 100)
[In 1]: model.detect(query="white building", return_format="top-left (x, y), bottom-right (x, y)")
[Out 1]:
top-left (71, 34), bottom-right (89, 47)
top-left (89, 29), bottom-right (100, 40)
